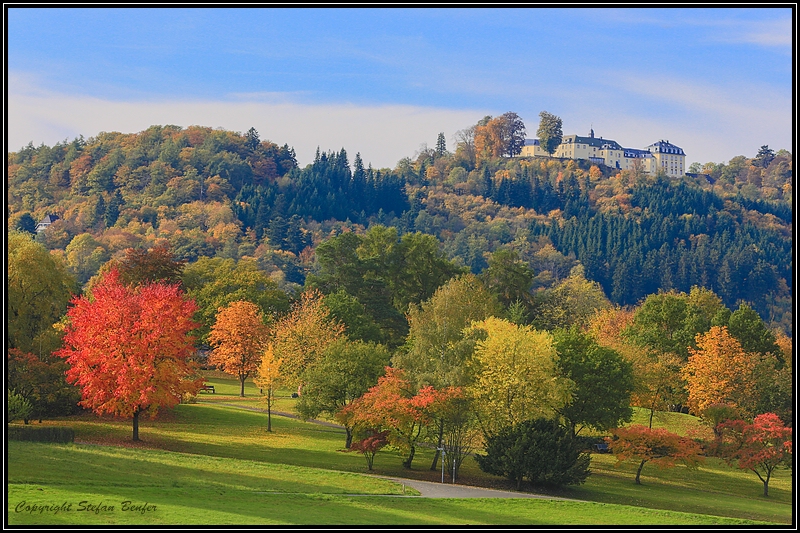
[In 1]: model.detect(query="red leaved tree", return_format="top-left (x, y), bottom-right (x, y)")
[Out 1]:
top-left (349, 430), bottom-right (390, 471)
top-left (607, 425), bottom-right (704, 485)
top-left (56, 269), bottom-right (201, 441)
top-left (337, 367), bottom-right (438, 469)
top-left (716, 413), bottom-right (792, 497)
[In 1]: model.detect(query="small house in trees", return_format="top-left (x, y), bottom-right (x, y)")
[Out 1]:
top-left (35, 214), bottom-right (59, 233)
top-left (521, 128), bottom-right (686, 178)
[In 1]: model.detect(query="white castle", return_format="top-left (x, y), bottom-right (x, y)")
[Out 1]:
top-left (521, 129), bottom-right (686, 178)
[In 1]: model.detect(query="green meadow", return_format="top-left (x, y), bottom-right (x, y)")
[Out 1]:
top-left (6, 375), bottom-right (792, 526)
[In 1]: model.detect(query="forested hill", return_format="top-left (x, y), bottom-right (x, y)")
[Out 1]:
top-left (6, 123), bottom-right (793, 334)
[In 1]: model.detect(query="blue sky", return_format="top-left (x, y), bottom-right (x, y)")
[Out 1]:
top-left (7, 7), bottom-right (793, 169)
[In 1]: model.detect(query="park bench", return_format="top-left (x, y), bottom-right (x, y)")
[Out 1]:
top-left (200, 385), bottom-right (215, 393)
top-left (593, 442), bottom-right (609, 453)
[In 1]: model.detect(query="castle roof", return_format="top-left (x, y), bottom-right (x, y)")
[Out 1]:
top-left (646, 140), bottom-right (685, 155)
top-left (561, 134), bottom-right (624, 151)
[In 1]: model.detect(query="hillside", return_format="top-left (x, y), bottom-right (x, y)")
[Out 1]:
top-left (6, 124), bottom-right (793, 334)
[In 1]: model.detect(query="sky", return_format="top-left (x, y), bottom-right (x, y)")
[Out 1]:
top-left (6, 7), bottom-right (794, 170)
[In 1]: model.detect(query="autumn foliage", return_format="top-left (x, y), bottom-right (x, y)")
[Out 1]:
top-left (716, 413), bottom-right (792, 496)
top-left (607, 425), bottom-right (704, 485)
top-left (337, 367), bottom-right (439, 469)
top-left (253, 343), bottom-right (282, 431)
top-left (56, 269), bottom-right (201, 440)
top-left (272, 289), bottom-right (344, 389)
top-left (349, 430), bottom-right (390, 471)
top-left (209, 300), bottom-right (271, 397)
top-left (682, 326), bottom-right (759, 417)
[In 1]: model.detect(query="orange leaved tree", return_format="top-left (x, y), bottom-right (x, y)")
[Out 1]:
top-left (681, 326), bottom-right (759, 417)
top-left (209, 300), bottom-right (270, 397)
top-left (56, 269), bottom-right (201, 441)
top-left (337, 367), bottom-right (439, 469)
top-left (607, 425), bottom-right (704, 485)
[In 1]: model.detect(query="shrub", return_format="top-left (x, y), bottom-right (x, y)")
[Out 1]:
top-left (476, 418), bottom-right (591, 490)
top-left (7, 425), bottom-right (75, 443)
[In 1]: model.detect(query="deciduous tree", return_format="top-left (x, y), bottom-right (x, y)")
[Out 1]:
top-left (296, 339), bottom-right (390, 447)
top-left (553, 327), bottom-right (633, 437)
top-left (183, 257), bottom-right (289, 342)
top-left (7, 349), bottom-right (80, 422)
top-left (116, 242), bottom-right (186, 287)
top-left (272, 289), bottom-right (345, 391)
top-left (537, 111), bottom-right (563, 156)
top-left (209, 300), bottom-right (271, 397)
top-left (8, 231), bottom-right (76, 354)
top-left (337, 367), bottom-right (438, 469)
top-left (717, 413), bottom-right (792, 496)
top-left (253, 343), bottom-right (282, 431)
top-left (56, 269), bottom-right (201, 441)
top-left (395, 274), bottom-right (500, 470)
top-left (681, 326), bottom-right (759, 417)
top-left (467, 317), bottom-right (571, 437)
top-left (607, 425), bottom-right (704, 485)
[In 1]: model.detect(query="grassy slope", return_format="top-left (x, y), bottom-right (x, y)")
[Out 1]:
top-left (7, 375), bottom-right (792, 525)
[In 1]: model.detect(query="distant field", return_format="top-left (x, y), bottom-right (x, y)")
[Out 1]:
top-left (6, 373), bottom-right (792, 525)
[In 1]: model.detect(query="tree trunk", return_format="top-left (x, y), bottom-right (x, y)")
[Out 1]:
top-left (345, 427), bottom-right (353, 449)
top-left (132, 409), bottom-right (140, 442)
top-left (635, 459), bottom-right (646, 484)
top-left (240, 375), bottom-right (246, 397)
top-left (430, 419), bottom-right (444, 471)
top-left (402, 445), bottom-right (416, 469)
top-left (267, 394), bottom-right (272, 432)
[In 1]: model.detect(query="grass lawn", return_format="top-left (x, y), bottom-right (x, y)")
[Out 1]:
top-left (7, 373), bottom-right (792, 525)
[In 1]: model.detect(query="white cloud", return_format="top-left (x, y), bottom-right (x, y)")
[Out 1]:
top-left (7, 73), bottom-right (486, 169)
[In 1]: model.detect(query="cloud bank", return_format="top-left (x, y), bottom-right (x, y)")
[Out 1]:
top-left (8, 74), bottom-right (485, 169)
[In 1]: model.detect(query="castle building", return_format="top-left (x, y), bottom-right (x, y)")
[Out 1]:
top-left (520, 129), bottom-right (686, 178)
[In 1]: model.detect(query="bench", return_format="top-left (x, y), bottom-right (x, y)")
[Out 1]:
top-left (199, 385), bottom-right (215, 393)
top-left (593, 442), bottom-right (609, 453)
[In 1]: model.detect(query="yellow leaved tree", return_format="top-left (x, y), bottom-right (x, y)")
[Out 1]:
top-left (466, 317), bottom-right (571, 438)
top-left (272, 289), bottom-right (345, 393)
top-left (254, 344), bottom-right (282, 431)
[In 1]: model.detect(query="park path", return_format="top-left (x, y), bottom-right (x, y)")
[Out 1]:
top-left (203, 400), bottom-right (575, 500)
top-left (369, 477), bottom-right (574, 499)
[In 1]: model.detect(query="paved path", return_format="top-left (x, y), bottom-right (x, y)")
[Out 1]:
top-left (372, 477), bottom-right (573, 500)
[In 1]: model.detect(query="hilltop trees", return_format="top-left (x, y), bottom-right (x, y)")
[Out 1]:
top-left (56, 269), bottom-right (201, 441)
top-left (537, 111), bottom-right (563, 156)
top-left (473, 112), bottom-right (527, 162)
